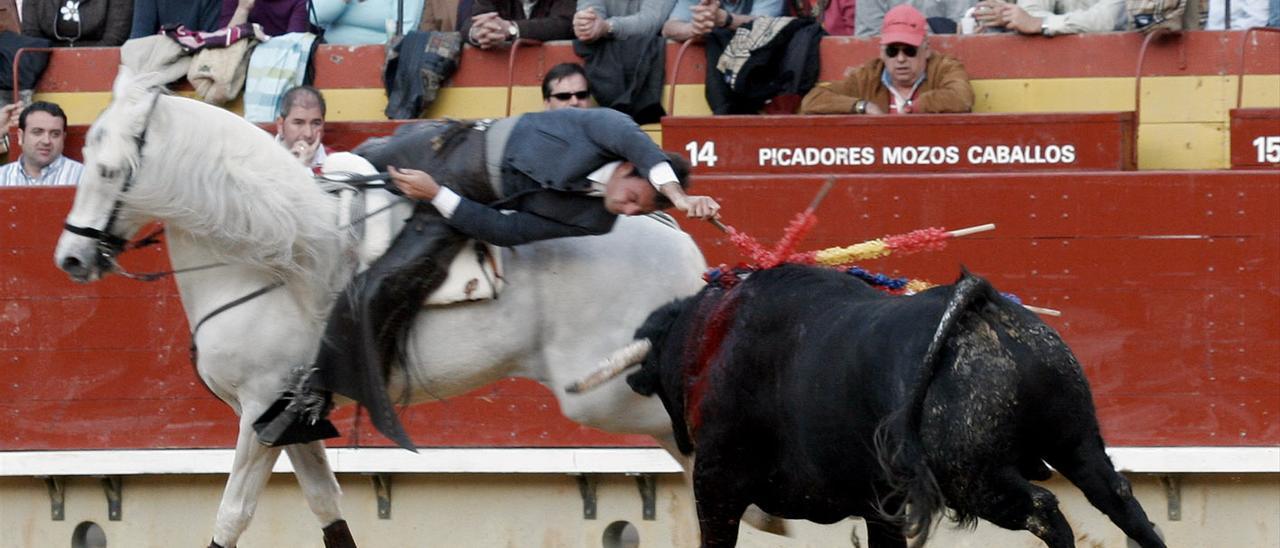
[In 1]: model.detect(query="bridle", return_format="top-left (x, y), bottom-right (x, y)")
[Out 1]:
top-left (61, 90), bottom-right (165, 275)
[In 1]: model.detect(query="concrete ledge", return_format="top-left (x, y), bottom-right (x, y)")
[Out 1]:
top-left (2, 447), bottom-right (1277, 476)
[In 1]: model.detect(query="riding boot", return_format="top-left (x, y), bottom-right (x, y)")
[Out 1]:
top-left (312, 205), bottom-right (468, 450)
top-left (322, 519), bottom-right (357, 548)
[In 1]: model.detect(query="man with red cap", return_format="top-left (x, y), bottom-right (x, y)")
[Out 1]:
top-left (799, 4), bottom-right (974, 115)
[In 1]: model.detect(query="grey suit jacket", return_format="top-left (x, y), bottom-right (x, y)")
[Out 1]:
top-left (450, 107), bottom-right (670, 246)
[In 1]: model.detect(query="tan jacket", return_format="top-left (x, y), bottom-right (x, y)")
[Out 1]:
top-left (800, 52), bottom-right (975, 115)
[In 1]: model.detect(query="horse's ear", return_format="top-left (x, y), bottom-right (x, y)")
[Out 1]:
top-left (112, 65), bottom-right (136, 99)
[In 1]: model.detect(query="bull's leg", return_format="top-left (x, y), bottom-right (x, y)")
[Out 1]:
top-left (1048, 442), bottom-right (1166, 548)
top-left (692, 456), bottom-right (750, 548)
top-left (655, 435), bottom-right (789, 538)
top-left (283, 442), bottom-right (357, 548)
top-left (210, 403), bottom-right (285, 547)
top-left (965, 468), bottom-right (1075, 548)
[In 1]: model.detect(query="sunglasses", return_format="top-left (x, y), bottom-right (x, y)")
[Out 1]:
top-left (549, 91), bottom-right (591, 101)
top-left (883, 44), bottom-right (919, 58)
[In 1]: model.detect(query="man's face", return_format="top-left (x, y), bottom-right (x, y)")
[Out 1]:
top-left (603, 163), bottom-right (661, 216)
top-left (276, 104), bottom-right (325, 149)
top-left (880, 41), bottom-right (928, 89)
top-left (19, 111), bottom-right (66, 169)
top-left (544, 74), bottom-right (591, 110)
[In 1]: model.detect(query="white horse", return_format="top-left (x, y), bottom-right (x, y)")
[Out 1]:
top-left (54, 69), bottom-right (706, 547)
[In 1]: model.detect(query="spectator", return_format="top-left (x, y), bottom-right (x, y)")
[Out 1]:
top-left (542, 62), bottom-right (592, 110)
top-left (1271, 0), bottom-right (1280, 26)
top-left (972, 0), bottom-right (1125, 35)
top-left (310, 0), bottom-right (427, 45)
top-left (0, 101), bottom-right (82, 186)
top-left (419, 0), bottom-right (461, 31)
top-left (800, 4), bottom-right (973, 114)
top-left (275, 85), bottom-right (330, 170)
top-left (130, 0), bottom-right (222, 39)
top-left (663, 0), bottom-right (786, 41)
top-left (573, 0), bottom-right (676, 42)
top-left (463, 0), bottom-right (574, 49)
top-left (1206, 0), bottom-right (1270, 28)
top-left (0, 102), bottom-right (18, 162)
top-left (855, 0), bottom-right (973, 37)
top-left (216, 0), bottom-right (309, 37)
top-left (21, 0), bottom-right (133, 46)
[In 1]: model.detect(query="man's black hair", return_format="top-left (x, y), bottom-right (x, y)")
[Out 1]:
top-left (278, 85), bottom-right (327, 119)
top-left (541, 63), bottom-right (589, 99)
top-left (19, 101), bottom-right (67, 131)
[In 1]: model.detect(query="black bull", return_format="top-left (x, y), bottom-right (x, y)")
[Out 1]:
top-left (625, 265), bottom-right (1165, 548)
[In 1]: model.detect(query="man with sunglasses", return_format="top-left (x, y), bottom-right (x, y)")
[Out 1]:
top-left (542, 62), bottom-right (594, 110)
top-left (800, 4), bottom-right (974, 115)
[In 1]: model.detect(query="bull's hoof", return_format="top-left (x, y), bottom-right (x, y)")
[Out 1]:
top-left (323, 519), bottom-right (357, 548)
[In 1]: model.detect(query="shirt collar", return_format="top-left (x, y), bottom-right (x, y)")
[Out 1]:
top-left (586, 160), bottom-right (623, 194)
top-left (21, 154), bottom-right (65, 182)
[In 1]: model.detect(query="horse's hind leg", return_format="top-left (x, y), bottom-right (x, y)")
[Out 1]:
top-left (284, 441), bottom-right (357, 548)
top-left (210, 406), bottom-right (284, 548)
top-left (1048, 440), bottom-right (1166, 548)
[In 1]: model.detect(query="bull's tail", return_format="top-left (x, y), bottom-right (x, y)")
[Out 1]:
top-left (875, 269), bottom-right (992, 546)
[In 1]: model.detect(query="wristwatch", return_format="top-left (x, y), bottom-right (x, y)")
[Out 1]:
top-left (507, 23), bottom-right (520, 41)
top-left (1039, 20), bottom-right (1052, 36)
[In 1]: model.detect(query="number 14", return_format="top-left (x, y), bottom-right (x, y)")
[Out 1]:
top-left (684, 141), bottom-right (719, 167)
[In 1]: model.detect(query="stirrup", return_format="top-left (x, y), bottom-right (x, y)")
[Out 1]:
top-left (253, 396), bottom-right (340, 447)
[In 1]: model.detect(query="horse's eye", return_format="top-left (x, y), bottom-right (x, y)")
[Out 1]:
top-left (99, 166), bottom-right (118, 179)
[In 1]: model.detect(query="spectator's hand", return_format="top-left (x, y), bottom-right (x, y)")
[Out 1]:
top-left (972, 1), bottom-right (1007, 30)
top-left (388, 166), bottom-right (441, 201)
top-left (290, 138), bottom-right (320, 165)
top-left (573, 8), bottom-right (608, 42)
top-left (673, 194), bottom-right (721, 220)
top-left (864, 102), bottom-right (885, 115)
top-left (471, 12), bottom-right (512, 48)
top-left (1003, 5), bottom-right (1044, 34)
top-left (0, 103), bottom-right (19, 130)
top-left (690, 0), bottom-right (721, 36)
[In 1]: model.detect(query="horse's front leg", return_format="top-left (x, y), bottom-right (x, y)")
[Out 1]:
top-left (209, 402), bottom-right (283, 548)
top-left (284, 441), bottom-right (357, 548)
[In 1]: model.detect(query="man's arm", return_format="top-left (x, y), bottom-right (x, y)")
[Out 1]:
top-left (601, 0), bottom-right (677, 38)
top-left (913, 57), bottom-right (976, 113)
top-left (853, 0), bottom-right (888, 37)
top-left (449, 195), bottom-right (614, 246)
top-left (514, 0), bottom-right (575, 41)
top-left (1018, 0), bottom-right (1126, 34)
top-left (799, 64), bottom-right (875, 114)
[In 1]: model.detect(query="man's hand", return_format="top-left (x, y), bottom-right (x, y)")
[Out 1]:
top-left (470, 12), bottom-right (510, 48)
top-left (673, 194), bottom-right (722, 220)
top-left (864, 101), bottom-right (885, 115)
top-left (573, 8), bottom-right (608, 42)
top-left (689, 0), bottom-right (721, 37)
top-left (974, 0), bottom-right (1042, 34)
top-left (290, 138), bottom-right (320, 165)
top-left (389, 166), bottom-right (440, 200)
top-left (0, 103), bottom-right (19, 130)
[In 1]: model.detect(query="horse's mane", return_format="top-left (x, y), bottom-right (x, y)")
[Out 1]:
top-left (91, 69), bottom-right (351, 317)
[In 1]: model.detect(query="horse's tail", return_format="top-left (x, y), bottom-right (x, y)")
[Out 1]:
top-left (874, 269), bottom-right (993, 546)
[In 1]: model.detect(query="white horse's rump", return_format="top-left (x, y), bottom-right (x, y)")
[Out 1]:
top-left (54, 68), bottom-right (706, 547)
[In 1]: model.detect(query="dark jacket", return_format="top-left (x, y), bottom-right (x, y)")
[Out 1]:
top-left (22, 0), bottom-right (133, 47)
top-left (0, 31), bottom-right (51, 91)
top-left (573, 33), bottom-right (666, 125)
top-left (704, 17), bottom-right (823, 114)
top-left (448, 107), bottom-right (670, 246)
top-left (130, 0), bottom-right (221, 39)
top-left (462, 0), bottom-right (574, 43)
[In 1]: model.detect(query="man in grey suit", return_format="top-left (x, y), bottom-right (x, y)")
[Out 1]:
top-left (257, 107), bottom-right (719, 447)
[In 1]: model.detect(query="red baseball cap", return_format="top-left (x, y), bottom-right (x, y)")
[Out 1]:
top-left (880, 4), bottom-right (928, 46)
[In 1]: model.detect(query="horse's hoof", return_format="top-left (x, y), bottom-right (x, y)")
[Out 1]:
top-left (323, 519), bottom-right (357, 548)
top-left (208, 541), bottom-right (226, 548)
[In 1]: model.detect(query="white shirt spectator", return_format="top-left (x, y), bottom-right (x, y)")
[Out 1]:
top-left (0, 155), bottom-right (84, 186)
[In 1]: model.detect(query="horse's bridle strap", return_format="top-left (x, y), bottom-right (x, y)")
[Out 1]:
top-left (63, 222), bottom-right (128, 250)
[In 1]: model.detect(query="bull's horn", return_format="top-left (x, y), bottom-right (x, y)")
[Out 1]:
top-left (564, 339), bottom-right (653, 394)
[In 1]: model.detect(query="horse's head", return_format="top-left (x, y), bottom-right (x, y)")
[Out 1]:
top-left (55, 67), bottom-right (167, 282)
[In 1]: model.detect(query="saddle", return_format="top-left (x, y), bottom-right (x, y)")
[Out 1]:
top-left (322, 152), bottom-right (506, 305)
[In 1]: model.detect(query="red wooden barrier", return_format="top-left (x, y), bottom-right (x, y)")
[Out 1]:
top-left (663, 113), bottom-right (1136, 175)
top-left (2, 170), bottom-right (1277, 450)
top-left (1229, 109), bottom-right (1280, 169)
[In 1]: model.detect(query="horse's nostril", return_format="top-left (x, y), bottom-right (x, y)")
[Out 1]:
top-left (60, 256), bottom-right (83, 273)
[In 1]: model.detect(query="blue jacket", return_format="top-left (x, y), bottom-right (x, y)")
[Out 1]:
top-left (450, 108), bottom-right (670, 246)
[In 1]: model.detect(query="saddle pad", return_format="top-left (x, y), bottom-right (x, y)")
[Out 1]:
top-left (321, 152), bottom-right (505, 307)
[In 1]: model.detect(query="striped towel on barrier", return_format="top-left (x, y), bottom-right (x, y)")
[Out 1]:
top-left (243, 32), bottom-right (318, 123)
